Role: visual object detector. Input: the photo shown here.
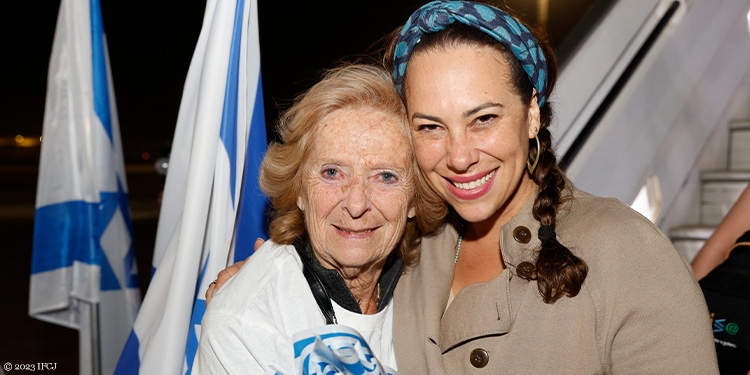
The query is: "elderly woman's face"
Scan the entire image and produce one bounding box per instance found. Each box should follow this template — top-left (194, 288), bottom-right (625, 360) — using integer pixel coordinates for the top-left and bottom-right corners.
top-left (297, 106), bottom-right (415, 276)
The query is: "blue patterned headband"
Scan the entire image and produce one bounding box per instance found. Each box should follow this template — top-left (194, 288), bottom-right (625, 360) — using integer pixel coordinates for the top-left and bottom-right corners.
top-left (392, 0), bottom-right (548, 107)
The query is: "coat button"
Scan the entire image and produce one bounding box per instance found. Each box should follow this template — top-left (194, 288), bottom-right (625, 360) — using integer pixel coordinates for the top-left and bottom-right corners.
top-left (517, 261), bottom-right (536, 276)
top-left (470, 348), bottom-right (489, 368)
top-left (513, 226), bottom-right (531, 243)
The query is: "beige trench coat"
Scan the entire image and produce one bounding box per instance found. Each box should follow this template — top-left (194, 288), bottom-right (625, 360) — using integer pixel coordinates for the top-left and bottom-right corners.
top-left (393, 187), bottom-right (718, 374)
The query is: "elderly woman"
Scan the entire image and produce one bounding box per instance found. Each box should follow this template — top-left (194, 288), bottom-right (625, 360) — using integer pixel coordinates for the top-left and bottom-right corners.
top-left (194, 64), bottom-right (438, 374)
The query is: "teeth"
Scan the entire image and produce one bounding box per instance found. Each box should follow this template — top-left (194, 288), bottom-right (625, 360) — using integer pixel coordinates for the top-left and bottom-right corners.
top-left (453, 170), bottom-right (495, 190)
top-left (339, 228), bottom-right (373, 234)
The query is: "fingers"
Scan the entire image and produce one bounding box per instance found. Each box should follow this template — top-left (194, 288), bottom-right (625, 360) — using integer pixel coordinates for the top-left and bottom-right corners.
top-left (216, 267), bottom-right (236, 286)
top-left (204, 260), bottom-right (248, 306)
top-left (204, 240), bottom-right (264, 306)
top-left (205, 279), bottom-right (218, 305)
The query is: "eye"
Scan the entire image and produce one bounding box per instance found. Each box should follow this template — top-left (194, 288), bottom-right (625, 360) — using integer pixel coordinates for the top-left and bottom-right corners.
top-left (379, 171), bottom-right (397, 183)
top-left (321, 168), bottom-right (338, 179)
top-left (474, 114), bottom-right (496, 125)
top-left (415, 123), bottom-right (441, 132)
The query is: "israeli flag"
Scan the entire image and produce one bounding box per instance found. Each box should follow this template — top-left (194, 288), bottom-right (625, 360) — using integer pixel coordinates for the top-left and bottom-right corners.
top-left (29, 0), bottom-right (140, 374)
top-left (115, 0), bottom-right (268, 373)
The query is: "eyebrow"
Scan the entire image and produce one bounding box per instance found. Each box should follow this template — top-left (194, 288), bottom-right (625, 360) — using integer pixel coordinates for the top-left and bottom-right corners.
top-left (411, 112), bottom-right (441, 123)
top-left (411, 102), bottom-right (504, 123)
top-left (463, 102), bottom-right (503, 118)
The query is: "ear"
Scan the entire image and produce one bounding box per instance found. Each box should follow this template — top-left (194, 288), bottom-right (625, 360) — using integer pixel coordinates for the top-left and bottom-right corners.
top-left (528, 89), bottom-right (541, 139)
top-left (408, 206), bottom-right (416, 219)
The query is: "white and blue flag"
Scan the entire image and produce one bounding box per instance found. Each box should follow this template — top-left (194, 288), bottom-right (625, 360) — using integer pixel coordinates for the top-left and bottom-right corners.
top-left (30, 0), bottom-right (140, 374)
top-left (115, 0), bottom-right (268, 373)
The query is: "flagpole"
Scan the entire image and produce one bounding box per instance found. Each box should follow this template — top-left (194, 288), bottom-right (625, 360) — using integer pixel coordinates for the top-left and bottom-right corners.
top-left (90, 302), bottom-right (103, 375)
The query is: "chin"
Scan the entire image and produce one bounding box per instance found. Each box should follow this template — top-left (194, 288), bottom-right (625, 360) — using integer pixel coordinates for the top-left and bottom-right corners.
top-left (453, 206), bottom-right (495, 223)
top-left (337, 247), bottom-right (382, 264)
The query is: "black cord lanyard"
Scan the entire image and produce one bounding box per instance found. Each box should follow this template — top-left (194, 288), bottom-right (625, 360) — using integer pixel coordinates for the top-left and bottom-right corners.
top-left (296, 245), bottom-right (337, 325)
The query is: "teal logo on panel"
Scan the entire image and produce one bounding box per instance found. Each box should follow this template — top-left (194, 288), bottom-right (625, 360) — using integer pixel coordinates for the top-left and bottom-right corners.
top-left (712, 313), bottom-right (740, 336)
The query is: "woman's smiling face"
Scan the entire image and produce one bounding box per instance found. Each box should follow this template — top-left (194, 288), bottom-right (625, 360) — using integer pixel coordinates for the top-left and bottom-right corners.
top-left (404, 45), bottom-right (540, 224)
top-left (297, 106), bottom-right (415, 278)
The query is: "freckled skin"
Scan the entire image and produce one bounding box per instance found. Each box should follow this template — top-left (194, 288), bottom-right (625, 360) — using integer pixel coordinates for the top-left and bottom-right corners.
top-left (297, 106), bottom-right (415, 301)
top-left (405, 45), bottom-right (540, 231)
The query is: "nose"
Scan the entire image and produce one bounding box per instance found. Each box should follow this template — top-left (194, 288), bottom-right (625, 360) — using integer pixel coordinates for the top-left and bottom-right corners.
top-left (344, 178), bottom-right (370, 218)
top-left (446, 131), bottom-right (478, 172)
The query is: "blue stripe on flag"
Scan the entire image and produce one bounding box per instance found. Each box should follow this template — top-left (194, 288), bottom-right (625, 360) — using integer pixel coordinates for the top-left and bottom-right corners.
top-left (218, 0), bottom-right (245, 207)
top-left (234, 73), bottom-right (268, 262)
top-left (117, 177), bottom-right (139, 289)
top-left (185, 300), bottom-right (207, 375)
top-left (114, 330), bottom-right (141, 374)
top-left (90, 0), bottom-right (113, 143)
top-left (183, 252), bottom-right (210, 375)
top-left (31, 195), bottom-right (122, 291)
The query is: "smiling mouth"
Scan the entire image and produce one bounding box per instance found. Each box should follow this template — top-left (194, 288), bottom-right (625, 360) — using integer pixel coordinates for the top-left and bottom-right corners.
top-left (451, 170), bottom-right (496, 190)
top-left (334, 225), bottom-right (376, 234)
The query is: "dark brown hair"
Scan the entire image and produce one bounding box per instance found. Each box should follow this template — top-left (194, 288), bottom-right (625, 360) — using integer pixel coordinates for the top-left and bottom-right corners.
top-left (381, 12), bottom-right (588, 303)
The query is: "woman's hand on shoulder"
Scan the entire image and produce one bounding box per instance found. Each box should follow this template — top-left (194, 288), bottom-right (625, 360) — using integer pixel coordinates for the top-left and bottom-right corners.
top-left (205, 238), bottom-right (265, 305)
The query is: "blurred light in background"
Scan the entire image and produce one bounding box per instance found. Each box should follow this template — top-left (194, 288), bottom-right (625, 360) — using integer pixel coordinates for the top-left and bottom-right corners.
top-left (0, 135), bottom-right (42, 147)
top-left (154, 157), bottom-right (169, 176)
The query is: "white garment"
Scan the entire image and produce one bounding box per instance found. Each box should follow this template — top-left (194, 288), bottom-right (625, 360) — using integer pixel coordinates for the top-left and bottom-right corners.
top-left (194, 240), bottom-right (396, 374)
